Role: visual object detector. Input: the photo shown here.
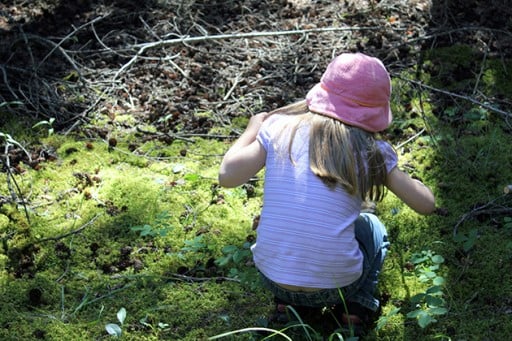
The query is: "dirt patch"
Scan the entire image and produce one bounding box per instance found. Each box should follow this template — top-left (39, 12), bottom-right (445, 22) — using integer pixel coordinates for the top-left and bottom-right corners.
top-left (1, 0), bottom-right (510, 138)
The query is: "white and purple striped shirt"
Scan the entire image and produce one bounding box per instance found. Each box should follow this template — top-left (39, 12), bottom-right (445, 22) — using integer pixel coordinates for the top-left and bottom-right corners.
top-left (252, 114), bottom-right (398, 288)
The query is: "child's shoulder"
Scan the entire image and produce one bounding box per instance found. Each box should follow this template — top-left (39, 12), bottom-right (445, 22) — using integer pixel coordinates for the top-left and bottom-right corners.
top-left (262, 113), bottom-right (298, 130)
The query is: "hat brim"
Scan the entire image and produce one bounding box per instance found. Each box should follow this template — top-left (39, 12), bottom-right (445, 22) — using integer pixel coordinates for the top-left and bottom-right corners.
top-left (306, 83), bottom-right (392, 133)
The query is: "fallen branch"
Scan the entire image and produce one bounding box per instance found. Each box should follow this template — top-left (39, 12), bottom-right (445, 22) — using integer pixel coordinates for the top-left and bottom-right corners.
top-left (129, 25), bottom-right (396, 50)
top-left (112, 25), bottom-right (398, 82)
top-left (453, 196), bottom-right (512, 236)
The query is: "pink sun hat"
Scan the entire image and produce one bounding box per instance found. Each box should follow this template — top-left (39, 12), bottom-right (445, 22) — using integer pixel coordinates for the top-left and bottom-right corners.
top-left (305, 52), bottom-right (392, 132)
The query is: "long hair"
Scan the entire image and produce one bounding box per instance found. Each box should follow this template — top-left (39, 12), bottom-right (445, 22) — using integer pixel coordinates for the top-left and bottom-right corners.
top-left (269, 100), bottom-right (388, 201)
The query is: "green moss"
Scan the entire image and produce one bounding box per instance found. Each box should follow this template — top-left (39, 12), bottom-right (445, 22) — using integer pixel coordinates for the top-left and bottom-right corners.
top-left (0, 214), bottom-right (8, 231)
top-left (482, 58), bottom-right (512, 97)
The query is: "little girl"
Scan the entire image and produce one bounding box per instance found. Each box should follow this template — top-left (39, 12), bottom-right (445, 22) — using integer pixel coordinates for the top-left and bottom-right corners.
top-left (218, 52), bottom-right (435, 330)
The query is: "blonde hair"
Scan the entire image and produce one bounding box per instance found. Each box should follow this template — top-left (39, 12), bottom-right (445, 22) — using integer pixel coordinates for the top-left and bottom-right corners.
top-left (269, 100), bottom-right (388, 201)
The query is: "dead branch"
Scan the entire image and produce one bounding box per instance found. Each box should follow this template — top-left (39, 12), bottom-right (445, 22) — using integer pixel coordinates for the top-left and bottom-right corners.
top-left (130, 25), bottom-right (393, 50)
top-left (111, 25), bottom-right (396, 82)
top-left (37, 214), bottom-right (103, 243)
top-left (37, 14), bottom-right (108, 72)
top-left (453, 196), bottom-right (512, 236)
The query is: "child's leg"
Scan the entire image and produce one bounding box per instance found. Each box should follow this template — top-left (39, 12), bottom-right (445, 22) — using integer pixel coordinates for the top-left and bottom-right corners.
top-left (350, 213), bottom-right (390, 312)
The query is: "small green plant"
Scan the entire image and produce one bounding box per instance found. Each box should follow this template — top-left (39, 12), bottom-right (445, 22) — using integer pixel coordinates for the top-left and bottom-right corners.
top-left (454, 228), bottom-right (478, 252)
top-left (130, 211), bottom-right (173, 237)
top-left (32, 117), bottom-right (55, 136)
top-left (181, 235), bottom-right (207, 253)
top-left (215, 241), bottom-right (260, 290)
top-left (139, 315), bottom-right (170, 332)
top-left (0, 132), bottom-right (31, 158)
top-left (376, 306), bottom-right (401, 331)
top-left (105, 307), bottom-right (127, 337)
top-left (406, 250), bottom-right (448, 328)
top-left (215, 242), bottom-right (252, 267)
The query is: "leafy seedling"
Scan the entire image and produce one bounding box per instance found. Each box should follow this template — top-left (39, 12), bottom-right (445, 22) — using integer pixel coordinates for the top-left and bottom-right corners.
top-left (106, 307), bottom-right (127, 337)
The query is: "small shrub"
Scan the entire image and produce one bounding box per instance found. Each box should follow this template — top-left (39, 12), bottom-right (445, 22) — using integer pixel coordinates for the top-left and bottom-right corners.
top-left (406, 250), bottom-right (448, 328)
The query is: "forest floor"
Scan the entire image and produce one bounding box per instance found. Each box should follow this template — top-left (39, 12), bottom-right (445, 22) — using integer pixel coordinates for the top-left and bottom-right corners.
top-left (1, 0), bottom-right (512, 340)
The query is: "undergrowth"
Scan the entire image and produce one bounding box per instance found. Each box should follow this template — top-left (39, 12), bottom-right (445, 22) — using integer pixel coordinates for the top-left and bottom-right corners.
top-left (0, 44), bottom-right (511, 340)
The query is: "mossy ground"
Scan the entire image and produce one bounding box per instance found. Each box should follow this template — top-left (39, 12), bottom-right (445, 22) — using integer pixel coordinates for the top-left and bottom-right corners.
top-left (1, 45), bottom-right (512, 340)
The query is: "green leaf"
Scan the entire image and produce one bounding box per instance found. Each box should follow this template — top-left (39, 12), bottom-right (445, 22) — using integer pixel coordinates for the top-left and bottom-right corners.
top-left (411, 293), bottom-right (426, 303)
top-left (183, 173), bottom-right (200, 181)
top-left (376, 307), bottom-right (401, 330)
top-left (426, 285), bottom-right (443, 295)
top-left (406, 309), bottom-right (422, 318)
top-left (463, 239), bottom-right (475, 252)
top-left (214, 256), bottom-right (231, 267)
top-left (425, 295), bottom-right (444, 307)
top-left (233, 250), bottom-right (251, 264)
top-left (32, 120), bottom-right (51, 129)
top-left (140, 230), bottom-right (153, 237)
top-left (418, 311), bottom-right (435, 328)
top-left (0, 100), bottom-right (23, 108)
top-left (131, 224), bottom-right (155, 237)
top-left (453, 233), bottom-right (468, 242)
top-left (411, 253), bottom-right (429, 264)
top-left (433, 276), bottom-right (445, 286)
top-left (158, 322), bottom-right (169, 329)
top-left (117, 307), bottom-right (126, 324)
top-left (431, 255), bottom-right (445, 264)
top-left (105, 323), bottom-right (122, 337)
top-left (429, 307), bottom-right (448, 315)
top-left (232, 250), bottom-right (247, 264)
top-left (221, 245), bottom-right (239, 254)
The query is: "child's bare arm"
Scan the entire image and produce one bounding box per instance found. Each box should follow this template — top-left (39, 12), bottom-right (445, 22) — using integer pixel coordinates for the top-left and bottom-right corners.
top-left (218, 113), bottom-right (268, 188)
top-left (386, 167), bottom-right (436, 215)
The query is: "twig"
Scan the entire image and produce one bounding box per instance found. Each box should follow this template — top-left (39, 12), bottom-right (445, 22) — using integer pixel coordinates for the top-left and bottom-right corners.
top-left (395, 128), bottom-right (426, 149)
top-left (36, 15), bottom-right (107, 71)
top-left (1, 139), bottom-right (31, 224)
top-left (223, 74), bottom-right (240, 101)
top-left (71, 282), bottom-right (134, 316)
top-left (453, 196), bottom-right (512, 236)
top-left (37, 213), bottom-right (102, 243)
top-left (0, 65), bottom-right (20, 100)
top-left (473, 39), bottom-right (490, 96)
top-left (169, 273), bottom-right (240, 284)
top-left (135, 126), bottom-right (195, 142)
